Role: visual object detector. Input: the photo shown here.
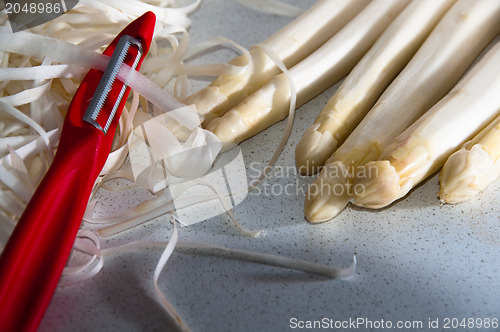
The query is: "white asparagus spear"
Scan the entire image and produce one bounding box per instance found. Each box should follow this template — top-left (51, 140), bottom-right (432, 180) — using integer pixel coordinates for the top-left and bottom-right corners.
top-left (205, 0), bottom-right (409, 147)
top-left (183, 0), bottom-right (369, 125)
top-left (352, 41), bottom-right (500, 209)
top-left (439, 113), bottom-right (500, 203)
top-left (305, 0), bottom-right (500, 222)
top-left (295, 0), bottom-right (456, 175)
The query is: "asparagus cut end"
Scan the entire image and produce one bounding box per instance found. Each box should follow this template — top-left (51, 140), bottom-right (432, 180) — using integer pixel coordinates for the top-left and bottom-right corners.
top-left (304, 161), bottom-right (352, 222)
top-left (439, 144), bottom-right (499, 204)
top-left (352, 160), bottom-right (401, 209)
top-left (295, 123), bottom-right (338, 175)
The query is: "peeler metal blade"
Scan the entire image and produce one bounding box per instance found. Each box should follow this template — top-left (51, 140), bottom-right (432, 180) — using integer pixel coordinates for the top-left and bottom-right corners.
top-left (83, 35), bottom-right (143, 134)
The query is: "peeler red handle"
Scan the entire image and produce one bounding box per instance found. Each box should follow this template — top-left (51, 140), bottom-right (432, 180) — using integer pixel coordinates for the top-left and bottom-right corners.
top-left (0, 12), bottom-right (155, 332)
top-left (0, 132), bottom-right (105, 332)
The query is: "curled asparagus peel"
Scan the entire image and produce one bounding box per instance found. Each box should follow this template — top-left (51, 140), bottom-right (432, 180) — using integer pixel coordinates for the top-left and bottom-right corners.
top-left (305, 0), bottom-right (500, 222)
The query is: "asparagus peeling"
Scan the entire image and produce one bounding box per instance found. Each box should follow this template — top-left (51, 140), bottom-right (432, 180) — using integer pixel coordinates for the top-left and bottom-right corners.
top-left (304, 0), bottom-right (500, 222)
top-left (439, 113), bottom-right (500, 204)
top-left (295, 0), bottom-right (456, 175)
top-left (205, 0), bottom-right (409, 147)
top-left (352, 40), bottom-right (500, 209)
top-left (183, 0), bottom-right (369, 125)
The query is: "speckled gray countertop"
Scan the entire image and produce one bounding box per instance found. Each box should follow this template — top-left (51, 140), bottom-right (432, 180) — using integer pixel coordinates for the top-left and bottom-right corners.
top-left (40, 1), bottom-right (499, 331)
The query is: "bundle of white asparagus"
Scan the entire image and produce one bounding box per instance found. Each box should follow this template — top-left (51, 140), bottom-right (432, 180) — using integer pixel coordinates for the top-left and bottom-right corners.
top-left (183, 0), bottom-right (500, 222)
top-left (352, 40), bottom-right (500, 208)
top-left (303, 0), bottom-right (500, 222)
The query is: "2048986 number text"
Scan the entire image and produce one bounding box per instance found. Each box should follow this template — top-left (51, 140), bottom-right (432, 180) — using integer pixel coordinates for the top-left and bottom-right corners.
top-left (442, 317), bottom-right (498, 329)
top-left (5, 1), bottom-right (63, 14)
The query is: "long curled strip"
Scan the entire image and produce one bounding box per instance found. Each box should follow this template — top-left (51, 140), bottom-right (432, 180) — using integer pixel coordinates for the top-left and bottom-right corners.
top-left (61, 222), bottom-right (355, 332)
top-left (248, 43), bottom-right (297, 190)
top-left (63, 230), bottom-right (356, 283)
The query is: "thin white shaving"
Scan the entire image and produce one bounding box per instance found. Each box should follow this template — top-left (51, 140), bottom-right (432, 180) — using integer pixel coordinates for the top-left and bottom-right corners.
top-left (0, 189), bottom-right (26, 220)
top-left (61, 229), bottom-right (104, 285)
top-left (0, 129), bottom-right (59, 203)
top-left (152, 217), bottom-right (190, 332)
top-left (0, 27), bottom-right (110, 73)
top-left (249, 43), bottom-right (297, 189)
top-left (64, 231), bottom-right (356, 282)
top-left (0, 164), bottom-right (35, 204)
top-left (59, 219), bottom-right (355, 332)
top-left (0, 83), bottom-right (51, 106)
top-left (0, 65), bottom-right (86, 81)
top-left (183, 36), bottom-right (253, 77)
top-left (1, 129), bottom-right (59, 165)
top-left (172, 177), bottom-right (260, 236)
top-left (0, 135), bottom-right (38, 156)
top-left (0, 30), bottom-right (189, 120)
top-left (0, 101), bottom-right (54, 155)
top-left (101, 241), bottom-right (356, 278)
top-left (90, 174), bottom-right (259, 238)
top-left (79, 0), bottom-right (201, 27)
top-left (6, 146), bottom-right (36, 197)
top-left (117, 90), bottom-right (140, 148)
top-left (143, 26), bottom-right (191, 92)
top-left (234, 0), bottom-right (305, 17)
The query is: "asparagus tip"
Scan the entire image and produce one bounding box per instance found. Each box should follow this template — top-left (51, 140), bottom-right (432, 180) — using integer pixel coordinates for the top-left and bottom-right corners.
top-left (439, 145), bottom-right (497, 204)
top-left (295, 123), bottom-right (338, 176)
top-left (352, 160), bottom-right (401, 209)
top-left (304, 162), bottom-right (352, 222)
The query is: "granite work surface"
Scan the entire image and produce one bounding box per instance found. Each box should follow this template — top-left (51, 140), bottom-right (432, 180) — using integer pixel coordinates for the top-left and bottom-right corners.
top-left (39, 1), bottom-right (499, 331)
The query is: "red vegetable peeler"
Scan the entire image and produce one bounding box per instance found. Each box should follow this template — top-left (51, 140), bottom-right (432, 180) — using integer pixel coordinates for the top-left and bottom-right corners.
top-left (0, 12), bottom-right (155, 332)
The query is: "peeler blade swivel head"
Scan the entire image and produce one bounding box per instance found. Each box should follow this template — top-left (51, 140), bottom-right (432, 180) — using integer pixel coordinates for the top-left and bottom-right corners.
top-left (83, 35), bottom-right (143, 135)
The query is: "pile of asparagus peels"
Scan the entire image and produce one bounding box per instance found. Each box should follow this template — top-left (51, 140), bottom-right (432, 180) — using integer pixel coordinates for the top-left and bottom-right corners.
top-left (186, 0), bottom-right (500, 222)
